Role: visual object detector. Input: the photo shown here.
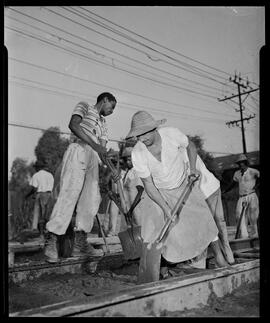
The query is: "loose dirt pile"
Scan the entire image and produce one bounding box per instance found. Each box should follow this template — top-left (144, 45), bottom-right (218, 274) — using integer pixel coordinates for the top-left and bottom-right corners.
top-left (159, 282), bottom-right (259, 317)
top-left (9, 257), bottom-right (139, 313)
top-left (9, 252), bottom-right (259, 316)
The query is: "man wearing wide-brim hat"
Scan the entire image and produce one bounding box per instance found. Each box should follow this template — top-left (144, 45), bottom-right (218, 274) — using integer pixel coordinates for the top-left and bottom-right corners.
top-left (126, 111), bottom-right (234, 281)
top-left (223, 154), bottom-right (260, 238)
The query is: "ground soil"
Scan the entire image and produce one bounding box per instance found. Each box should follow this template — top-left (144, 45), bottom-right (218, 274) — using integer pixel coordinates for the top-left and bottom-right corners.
top-left (9, 252), bottom-right (260, 317)
top-left (160, 282), bottom-right (259, 317)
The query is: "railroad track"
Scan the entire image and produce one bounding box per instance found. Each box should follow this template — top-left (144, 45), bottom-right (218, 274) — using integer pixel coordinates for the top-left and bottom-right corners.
top-left (9, 237), bottom-right (259, 284)
top-left (10, 258), bottom-right (260, 317)
top-left (9, 236), bottom-right (259, 317)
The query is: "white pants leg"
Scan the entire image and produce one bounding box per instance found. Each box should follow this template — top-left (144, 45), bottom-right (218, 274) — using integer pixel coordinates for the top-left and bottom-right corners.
top-left (235, 197), bottom-right (249, 238)
top-left (32, 198), bottom-right (40, 230)
top-left (46, 143), bottom-right (86, 235)
top-left (246, 193), bottom-right (259, 238)
top-left (75, 145), bottom-right (101, 233)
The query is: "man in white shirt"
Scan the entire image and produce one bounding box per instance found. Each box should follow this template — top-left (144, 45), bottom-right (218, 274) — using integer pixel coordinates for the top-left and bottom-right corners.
top-left (126, 111), bottom-right (234, 273)
top-left (25, 161), bottom-right (54, 239)
top-left (223, 154), bottom-right (260, 238)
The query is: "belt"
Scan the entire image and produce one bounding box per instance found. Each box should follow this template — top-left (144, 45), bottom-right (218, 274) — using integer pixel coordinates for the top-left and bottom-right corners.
top-left (37, 191), bottom-right (52, 193)
top-left (240, 191), bottom-right (255, 198)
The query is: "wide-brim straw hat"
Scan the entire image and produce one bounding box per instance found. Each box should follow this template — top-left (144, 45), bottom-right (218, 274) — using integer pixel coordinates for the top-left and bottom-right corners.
top-left (235, 154), bottom-right (248, 164)
top-left (126, 111), bottom-right (166, 139)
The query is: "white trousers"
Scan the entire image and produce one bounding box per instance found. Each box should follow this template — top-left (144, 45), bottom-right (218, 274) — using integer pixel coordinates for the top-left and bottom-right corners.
top-left (46, 142), bottom-right (101, 235)
top-left (236, 192), bottom-right (259, 238)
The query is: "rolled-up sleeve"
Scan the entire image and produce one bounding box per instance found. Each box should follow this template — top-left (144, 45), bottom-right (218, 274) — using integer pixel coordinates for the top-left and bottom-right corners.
top-left (72, 101), bottom-right (88, 118)
top-left (29, 174), bottom-right (38, 188)
top-left (174, 128), bottom-right (189, 148)
top-left (132, 149), bottom-right (150, 179)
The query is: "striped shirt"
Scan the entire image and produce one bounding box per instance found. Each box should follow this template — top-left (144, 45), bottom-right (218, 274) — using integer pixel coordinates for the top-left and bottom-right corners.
top-left (72, 101), bottom-right (108, 144)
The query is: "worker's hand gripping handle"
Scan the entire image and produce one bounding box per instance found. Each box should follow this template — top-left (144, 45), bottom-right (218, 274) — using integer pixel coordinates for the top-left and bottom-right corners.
top-left (156, 174), bottom-right (200, 245)
top-left (102, 156), bottom-right (129, 217)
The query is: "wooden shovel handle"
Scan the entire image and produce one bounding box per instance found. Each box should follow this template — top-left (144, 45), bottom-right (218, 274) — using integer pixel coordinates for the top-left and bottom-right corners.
top-left (156, 175), bottom-right (199, 244)
top-left (235, 201), bottom-right (248, 239)
top-left (127, 186), bottom-right (144, 218)
top-left (102, 156), bottom-right (130, 220)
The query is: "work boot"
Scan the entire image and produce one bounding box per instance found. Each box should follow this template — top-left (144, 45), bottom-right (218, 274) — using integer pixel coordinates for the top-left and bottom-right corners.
top-left (44, 232), bottom-right (59, 263)
top-left (71, 231), bottom-right (103, 257)
top-left (39, 222), bottom-right (46, 244)
top-left (210, 240), bottom-right (230, 268)
top-left (160, 266), bottom-right (169, 279)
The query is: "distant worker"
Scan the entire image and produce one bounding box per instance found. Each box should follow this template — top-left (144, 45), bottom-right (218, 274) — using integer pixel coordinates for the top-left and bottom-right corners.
top-left (25, 161), bottom-right (54, 241)
top-left (223, 154), bottom-right (260, 238)
top-left (103, 161), bottom-right (121, 237)
top-left (103, 150), bottom-right (144, 236)
top-left (44, 92), bottom-right (119, 263)
top-left (125, 111), bottom-right (235, 275)
top-left (121, 146), bottom-right (144, 227)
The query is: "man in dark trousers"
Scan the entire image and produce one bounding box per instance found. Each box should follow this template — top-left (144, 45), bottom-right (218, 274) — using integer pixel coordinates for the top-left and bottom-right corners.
top-left (25, 161), bottom-right (54, 241)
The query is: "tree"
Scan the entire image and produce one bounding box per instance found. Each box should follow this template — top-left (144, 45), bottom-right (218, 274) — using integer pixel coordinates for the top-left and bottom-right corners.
top-left (9, 158), bottom-right (35, 193)
top-left (34, 127), bottom-right (70, 175)
top-left (188, 135), bottom-right (214, 171)
top-left (8, 158), bottom-right (36, 235)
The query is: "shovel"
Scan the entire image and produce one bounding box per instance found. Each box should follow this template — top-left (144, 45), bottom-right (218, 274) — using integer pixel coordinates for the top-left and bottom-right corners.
top-left (101, 156), bottom-right (144, 259)
top-left (96, 213), bottom-right (110, 254)
top-left (118, 186), bottom-right (144, 260)
top-left (235, 201), bottom-right (249, 239)
top-left (137, 174), bottom-right (200, 284)
top-left (107, 183), bottom-right (144, 259)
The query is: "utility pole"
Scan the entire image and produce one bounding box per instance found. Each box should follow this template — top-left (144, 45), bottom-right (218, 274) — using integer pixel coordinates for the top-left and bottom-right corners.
top-left (218, 72), bottom-right (258, 154)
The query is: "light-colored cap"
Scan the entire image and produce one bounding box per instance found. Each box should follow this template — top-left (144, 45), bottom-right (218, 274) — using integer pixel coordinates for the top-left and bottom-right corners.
top-left (235, 154), bottom-right (248, 164)
top-left (126, 111), bottom-right (166, 139)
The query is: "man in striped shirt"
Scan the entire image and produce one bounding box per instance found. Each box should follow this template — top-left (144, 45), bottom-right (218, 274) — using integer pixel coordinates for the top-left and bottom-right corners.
top-left (44, 92), bottom-right (118, 263)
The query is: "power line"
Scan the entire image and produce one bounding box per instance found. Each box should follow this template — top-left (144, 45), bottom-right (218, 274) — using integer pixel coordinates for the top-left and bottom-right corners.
top-left (9, 77), bottom-right (231, 124)
top-left (66, 6), bottom-right (231, 82)
top-left (219, 73), bottom-right (258, 154)
top-left (9, 122), bottom-right (238, 156)
top-left (9, 57), bottom-right (236, 118)
top-left (79, 6), bottom-right (233, 78)
top-left (250, 93), bottom-right (259, 102)
top-left (42, 7), bottom-right (233, 88)
top-left (250, 95), bottom-right (259, 107)
top-left (6, 9), bottom-right (228, 95)
top-left (6, 26), bottom-right (219, 100)
top-left (8, 121), bottom-right (124, 143)
top-left (222, 96), bottom-right (258, 117)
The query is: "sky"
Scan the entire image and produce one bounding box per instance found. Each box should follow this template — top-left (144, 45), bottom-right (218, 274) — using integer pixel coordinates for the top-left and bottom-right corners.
top-left (5, 6), bottom-right (264, 178)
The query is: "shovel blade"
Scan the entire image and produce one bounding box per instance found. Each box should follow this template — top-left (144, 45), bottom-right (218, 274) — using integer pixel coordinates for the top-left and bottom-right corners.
top-left (118, 225), bottom-right (142, 260)
top-left (137, 241), bottom-right (162, 284)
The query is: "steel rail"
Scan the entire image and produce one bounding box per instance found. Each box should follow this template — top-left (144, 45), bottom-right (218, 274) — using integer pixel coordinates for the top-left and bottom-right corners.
top-left (10, 259), bottom-right (260, 317)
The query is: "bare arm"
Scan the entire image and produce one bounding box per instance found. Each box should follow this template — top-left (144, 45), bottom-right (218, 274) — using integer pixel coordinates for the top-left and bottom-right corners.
top-left (253, 174), bottom-right (260, 191)
top-left (141, 176), bottom-right (172, 219)
top-left (69, 114), bottom-right (107, 155)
